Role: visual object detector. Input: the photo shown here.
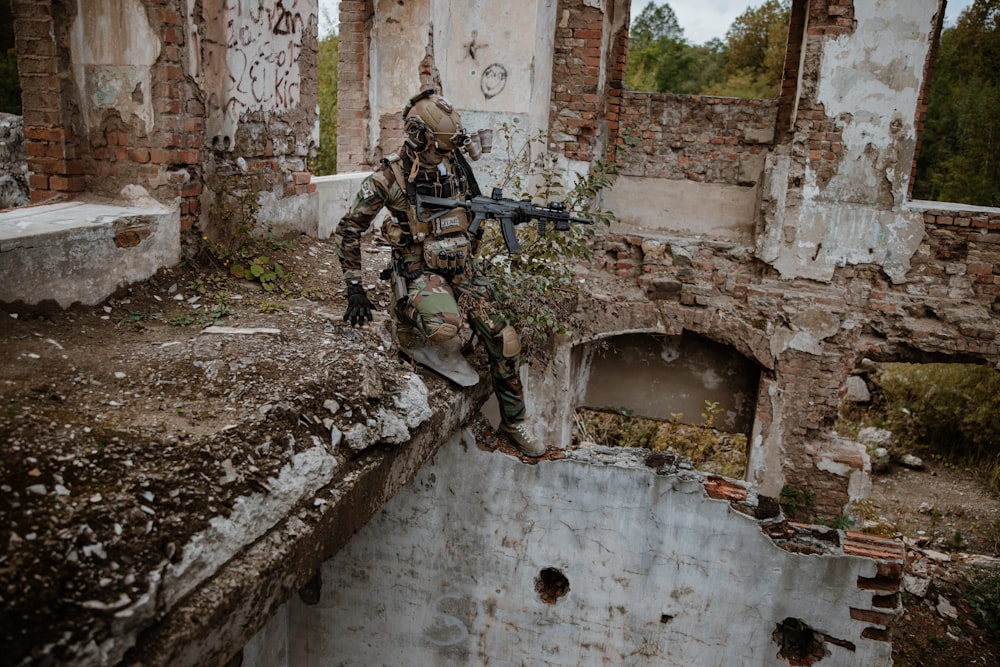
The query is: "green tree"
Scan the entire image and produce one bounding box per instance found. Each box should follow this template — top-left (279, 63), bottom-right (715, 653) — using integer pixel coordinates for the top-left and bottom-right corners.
top-left (311, 33), bottom-right (338, 175)
top-left (625, 2), bottom-right (703, 94)
top-left (914, 0), bottom-right (1000, 207)
top-left (705, 0), bottom-right (789, 98)
top-left (630, 1), bottom-right (683, 45)
top-left (625, 1), bottom-right (789, 98)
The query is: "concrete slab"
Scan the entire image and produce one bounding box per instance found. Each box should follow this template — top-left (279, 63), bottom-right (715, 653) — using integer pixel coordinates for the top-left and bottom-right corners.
top-left (315, 173), bottom-right (367, 239)
top-left (0, 199), bottom-right (179, 307)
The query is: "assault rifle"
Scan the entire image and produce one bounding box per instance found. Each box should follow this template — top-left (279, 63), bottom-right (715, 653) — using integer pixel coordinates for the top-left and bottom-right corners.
top-left (415, 187), bottom-right (594, 254)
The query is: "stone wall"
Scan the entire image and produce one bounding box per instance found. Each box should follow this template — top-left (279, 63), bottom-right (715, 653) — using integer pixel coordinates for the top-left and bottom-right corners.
top-left (0, 112), bottom-right (29, 208)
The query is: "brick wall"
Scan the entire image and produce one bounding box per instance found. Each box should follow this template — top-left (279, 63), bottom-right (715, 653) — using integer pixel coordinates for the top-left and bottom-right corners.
top-left (582, 209), bottom-right (1000, 516)
top-left (336, 0), bottom-right (373, 171)
top-left (12, 1), bottom-right (320, 233)
top-left (12, 0), bottom-right (83, 204)
top-left (615, 92), bottom-right (778, 183)
top-left (909, 1), bottom-right (944, 199)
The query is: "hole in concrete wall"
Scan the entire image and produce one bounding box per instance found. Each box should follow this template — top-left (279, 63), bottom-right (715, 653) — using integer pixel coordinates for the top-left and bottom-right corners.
top-left (534, 567), bottom-right (569, 604)
top-left (573, 332), bottom-right (758, 477)
top-left (772, 617), bottom-right (829, 665)
top-left (660, 613), bottom-right (673, 624)
top-left (298, 570), bottom-right (322, 605)
top-left (623, 0), bottom-right (792, 98)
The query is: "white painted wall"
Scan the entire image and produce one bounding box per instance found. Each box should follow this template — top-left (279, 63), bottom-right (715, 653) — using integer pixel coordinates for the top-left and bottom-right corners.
top-left (190, 0), bottom-right (317, 147)
top-left (367, 0), bottom-right (558, 183)
top-left (70, 0), bottom-right (161, 136)
top-left (246, 431), bottom-right (892, 666)
top-left (757, 0), bottom-right (937, 283)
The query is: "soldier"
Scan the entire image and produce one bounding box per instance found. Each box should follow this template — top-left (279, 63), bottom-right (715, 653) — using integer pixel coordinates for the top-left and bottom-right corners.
top-left (335, 89), bottom-right (544, 458)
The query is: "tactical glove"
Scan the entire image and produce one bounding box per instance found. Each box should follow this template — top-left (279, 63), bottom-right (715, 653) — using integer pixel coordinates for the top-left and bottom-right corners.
top-left (344, 280), bottom-right (373, 326)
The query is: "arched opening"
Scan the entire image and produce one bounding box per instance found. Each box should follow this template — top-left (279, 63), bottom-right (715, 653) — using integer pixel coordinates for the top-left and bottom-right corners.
top-left (572, 331), bottom-right (761, 478)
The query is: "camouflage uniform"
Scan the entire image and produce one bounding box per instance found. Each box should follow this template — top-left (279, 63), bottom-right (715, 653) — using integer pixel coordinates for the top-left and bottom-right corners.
top-left (336, 153), bottom-right (527, 423)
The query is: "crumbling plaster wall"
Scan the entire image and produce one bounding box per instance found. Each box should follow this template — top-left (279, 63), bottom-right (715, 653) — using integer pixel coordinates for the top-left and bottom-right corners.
top-left (245, 432), bottom-right (903, 666)
top-left (13, 0), bottom-right (320, 237)
top-left (336, 0), bottom-right (629, 191)
top-left (756, 0), bottom-right (933, 283)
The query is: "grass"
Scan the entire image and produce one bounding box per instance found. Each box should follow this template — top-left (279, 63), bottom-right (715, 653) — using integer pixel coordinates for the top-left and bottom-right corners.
top-left (839, 362), bottom-right (1000, 494)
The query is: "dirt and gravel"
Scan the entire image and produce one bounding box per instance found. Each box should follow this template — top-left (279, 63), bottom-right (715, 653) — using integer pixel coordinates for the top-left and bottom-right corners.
top-left (1, 232), bottom-right (999, 665)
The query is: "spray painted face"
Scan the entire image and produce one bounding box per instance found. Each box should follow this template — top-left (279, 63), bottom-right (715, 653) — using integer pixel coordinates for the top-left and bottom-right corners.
top-left (481, 63), bottom-right (508, 100)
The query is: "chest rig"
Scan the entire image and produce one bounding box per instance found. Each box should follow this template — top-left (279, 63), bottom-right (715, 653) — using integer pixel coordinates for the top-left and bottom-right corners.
top-left (382, 151), bottom-right (477, 277)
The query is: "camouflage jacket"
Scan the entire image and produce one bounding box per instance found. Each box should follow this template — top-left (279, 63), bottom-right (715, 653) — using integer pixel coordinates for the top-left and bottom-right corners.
top-left (336, 149), bottom-right (479, 282)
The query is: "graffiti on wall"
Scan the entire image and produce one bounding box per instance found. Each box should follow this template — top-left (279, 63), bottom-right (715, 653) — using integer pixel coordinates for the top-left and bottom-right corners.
top-left (196, 0), bottom-right (313, 147)
top-left (480, 64), bottom-right (508, 100)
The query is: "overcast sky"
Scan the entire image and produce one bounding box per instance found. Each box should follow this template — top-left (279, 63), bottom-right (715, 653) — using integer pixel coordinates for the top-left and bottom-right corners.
top-left (318, 1), bottom-right (975, 45)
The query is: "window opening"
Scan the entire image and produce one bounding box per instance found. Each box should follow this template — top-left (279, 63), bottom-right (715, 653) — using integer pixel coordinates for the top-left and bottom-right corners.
top-left (573, 332), bottom-right (759, 479)
top-left (911, 0), bottom-right (999, 208)
top-left (625, 0), bottom-right (791, 98)
top-left (0, 2), bottom-right (19, 115)
top-left (312, 0), bottom-right (340, 175)
top-left (837, 358), bottom-right (1000, 553)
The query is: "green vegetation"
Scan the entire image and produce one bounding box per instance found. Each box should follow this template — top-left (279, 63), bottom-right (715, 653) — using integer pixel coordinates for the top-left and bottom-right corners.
top-left (841, 362), bottom-right (1000, 493)
top-left (183, 165), bottom-right (323, 301)
top-left (477, 126), bottom-right (616, 353)
top-left (311, 32), bottom-right (338, 175)
top-left (576, 401), bottom-right (748, 478)
top-left (966, 568), bottom-right (1000, 636)
top-left (229, 255), bottom-right (286, 292)
top-left (779, 485), bottom-right (815, 520)
top-left (625, 0), bottom-right (789, 98)
top-left (913, 0), bottom-right (1000, 207)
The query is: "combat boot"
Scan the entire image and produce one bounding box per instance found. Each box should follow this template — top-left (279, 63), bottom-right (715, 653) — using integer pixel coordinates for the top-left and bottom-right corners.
top-left (499, 420), bottom-right (546, 458)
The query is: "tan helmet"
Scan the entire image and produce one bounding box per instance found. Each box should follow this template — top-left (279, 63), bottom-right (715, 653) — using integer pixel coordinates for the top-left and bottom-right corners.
top-left (403, 89), bottom-right (465, 152)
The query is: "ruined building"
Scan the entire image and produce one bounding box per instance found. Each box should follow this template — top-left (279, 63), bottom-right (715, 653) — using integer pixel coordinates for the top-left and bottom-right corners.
top-left (1, 0), bottom-right (999, 665)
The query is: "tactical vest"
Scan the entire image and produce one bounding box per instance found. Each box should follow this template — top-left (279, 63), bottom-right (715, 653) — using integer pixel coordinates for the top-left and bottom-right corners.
top-left (382, 155), bottom-right (472, 276)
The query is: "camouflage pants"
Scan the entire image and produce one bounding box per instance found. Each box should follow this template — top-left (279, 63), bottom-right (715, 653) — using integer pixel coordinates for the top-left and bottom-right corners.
top-left (401, 268), bottom-right (526, 423)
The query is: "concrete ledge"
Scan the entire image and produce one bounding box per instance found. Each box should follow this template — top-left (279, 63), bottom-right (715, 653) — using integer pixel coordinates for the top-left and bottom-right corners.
top-left (120, 377), bottom-right (492, 667)
top-left (314, 172), bottom-right (368, 239)
top-left (0, 200), bottom-right (179, 307)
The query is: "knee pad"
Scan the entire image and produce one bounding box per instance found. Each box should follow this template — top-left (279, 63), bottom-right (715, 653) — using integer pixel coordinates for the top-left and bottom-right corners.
top-left (498, 325), bottom-right (521, 358)
top-left (427, 321), bottom-right (460, 342)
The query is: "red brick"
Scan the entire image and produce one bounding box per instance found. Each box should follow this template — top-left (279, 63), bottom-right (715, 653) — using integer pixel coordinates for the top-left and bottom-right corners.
top-left (128, 148), bottom-right (150, 163)
top-left (849, 607), bottom-right (896, 626)
top-left (49, 175), bottom-right (85, 191)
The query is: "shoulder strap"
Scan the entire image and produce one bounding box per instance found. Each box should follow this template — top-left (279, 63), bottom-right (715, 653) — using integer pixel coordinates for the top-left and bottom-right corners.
top-left (453, 150), bottom-right (482, 197)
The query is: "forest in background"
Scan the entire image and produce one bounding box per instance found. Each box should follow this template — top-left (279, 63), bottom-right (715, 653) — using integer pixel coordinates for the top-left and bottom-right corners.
top-left (911, 0), bottom-right (1000, 207)
top-left (622, 0), bottom-right (999, 208)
